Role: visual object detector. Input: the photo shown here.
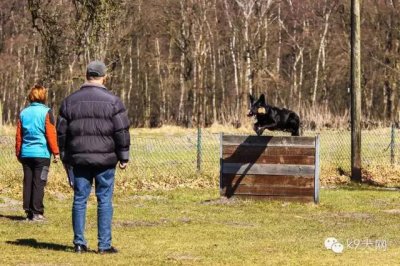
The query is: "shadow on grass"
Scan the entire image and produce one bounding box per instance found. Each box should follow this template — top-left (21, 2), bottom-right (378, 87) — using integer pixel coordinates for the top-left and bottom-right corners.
top-left (6, 238), bottom-right (73, 252)
top-left (0, 214), bottom-right (26, 221)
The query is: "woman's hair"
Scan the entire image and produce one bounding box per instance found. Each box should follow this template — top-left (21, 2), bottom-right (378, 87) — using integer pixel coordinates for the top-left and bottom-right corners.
top-left (28, 85), bottom-right (47, 103)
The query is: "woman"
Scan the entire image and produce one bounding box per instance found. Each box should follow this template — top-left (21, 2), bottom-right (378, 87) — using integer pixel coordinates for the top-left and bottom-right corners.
top-left (15, 85), bottom-right (59, 221)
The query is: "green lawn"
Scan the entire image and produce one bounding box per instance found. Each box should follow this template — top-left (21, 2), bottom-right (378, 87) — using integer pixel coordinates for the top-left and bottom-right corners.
top-left (1, 187), bottom-right (399, 265)
top-left (1, 128), bottom-right (399, 264)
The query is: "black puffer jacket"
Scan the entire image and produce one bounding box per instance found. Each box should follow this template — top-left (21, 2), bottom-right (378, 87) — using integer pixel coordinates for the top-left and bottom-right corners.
top-left (56, 83), bottom-right (130, 167)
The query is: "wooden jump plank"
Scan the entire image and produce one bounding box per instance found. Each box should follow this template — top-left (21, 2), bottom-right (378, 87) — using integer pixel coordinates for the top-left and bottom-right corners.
top-left (223, 146), bottom-right (315, 157)
top-left (221, 174), bottom-right (314, 188)
top-left (219, 134), bottom-right (320, 203)
top-left (222, 135), bottom-right (315, 148)
top-left (222, 163), bottom-right (315, 176)
top-left (222, 185), bottom-right (314, 196)
top-left (222, 155), bottom-right (315, 165)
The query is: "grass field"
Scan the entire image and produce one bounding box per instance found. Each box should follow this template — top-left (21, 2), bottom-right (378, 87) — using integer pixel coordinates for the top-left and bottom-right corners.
top-left (0, 126), bottom-right (400, 265)
top-left (0, 187), bottom-right (399, 265)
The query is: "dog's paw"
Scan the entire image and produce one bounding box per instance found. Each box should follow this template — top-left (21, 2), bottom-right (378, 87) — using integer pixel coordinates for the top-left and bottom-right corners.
top-left (256, 128), bottom-right (264, 136)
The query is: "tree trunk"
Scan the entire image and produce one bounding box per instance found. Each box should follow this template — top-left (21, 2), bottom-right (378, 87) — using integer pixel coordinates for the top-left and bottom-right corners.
top-left (298, 50), bottom-right (304, 113)
top-left (192, 42), bottom-right (198, 127)
top-left (155, 38), bottom-right (165, 125)
top-left (136, 39), bottom-right (141, 126)
top-left (210, 46), bottom-right (217, 125)
top-left (127, 43), bottom-right (133, 117)
top-left (312, 4), bottom-right (331, 108)
top-left (119, 50), bottom-right (126, 104)
top-left (275, 2), bottom-right (281, 106)
top-left (15, 47), bottom-right (22, 122)
top-left (244, 18), bottom-right (252, 96)
top-left (178, 0), bottom-right (189, 124)
top-left (218, 48), bottom-right (226, 123)
top-left (224, 0), bottom-right (240, 126)
top-left (144, 70), bottom-right (150, 127)
top-left (166, 37), bottom-right (174, 122)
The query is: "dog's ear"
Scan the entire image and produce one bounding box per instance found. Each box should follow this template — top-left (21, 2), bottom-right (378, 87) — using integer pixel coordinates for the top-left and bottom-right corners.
top-left (259, 94), bottom-right (266, 104)
top-left (249, 93), bottom-right (255, 104)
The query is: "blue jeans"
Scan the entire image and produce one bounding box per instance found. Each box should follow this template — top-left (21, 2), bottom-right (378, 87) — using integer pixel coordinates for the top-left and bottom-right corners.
top-left (72, 167), bottom-right (115, 250)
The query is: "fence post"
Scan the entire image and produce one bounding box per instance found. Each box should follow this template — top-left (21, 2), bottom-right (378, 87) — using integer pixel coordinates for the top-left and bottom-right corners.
top-left (197, 126), bottom-right (202, 172)
top-left (390, 123), bottom-right (395, 165)
top-left (219, 132), bottom-right (223, 194)
top-left (314, 134), bottom-right (320, 204)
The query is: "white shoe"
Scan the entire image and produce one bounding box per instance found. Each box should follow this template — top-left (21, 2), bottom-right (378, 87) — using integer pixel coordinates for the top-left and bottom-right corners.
top-left (32, 214), bottom-right (45, 222)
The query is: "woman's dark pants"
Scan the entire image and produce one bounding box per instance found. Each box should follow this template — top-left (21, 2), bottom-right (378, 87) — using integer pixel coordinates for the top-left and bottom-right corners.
top-left (21, 158), bottom-right (50, 215)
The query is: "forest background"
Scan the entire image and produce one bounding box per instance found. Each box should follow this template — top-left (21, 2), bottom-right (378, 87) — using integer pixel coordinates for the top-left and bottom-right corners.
top-left (0, 0), bottom-right (399, 129)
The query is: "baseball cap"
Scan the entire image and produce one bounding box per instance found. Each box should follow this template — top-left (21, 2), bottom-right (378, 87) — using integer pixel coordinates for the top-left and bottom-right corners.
top-left (86, 60), bottom-right (107, 77)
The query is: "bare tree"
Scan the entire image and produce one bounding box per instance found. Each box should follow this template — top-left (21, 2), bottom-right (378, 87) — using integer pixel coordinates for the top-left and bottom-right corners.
top-left (311, 0), bottom-right (334, 108)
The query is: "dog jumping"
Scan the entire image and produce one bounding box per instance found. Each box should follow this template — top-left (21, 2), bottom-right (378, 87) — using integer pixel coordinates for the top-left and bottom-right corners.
top-left (248, 94), bottom-right (301, 136)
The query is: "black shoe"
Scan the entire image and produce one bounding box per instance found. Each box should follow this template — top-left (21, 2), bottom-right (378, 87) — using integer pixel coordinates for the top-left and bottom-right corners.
top-left (74, 244), bottom-right (88, 253)
top-left (25, 211), bottom-right (33, 221)
top-left (98, 246), bottom-right (118, 254)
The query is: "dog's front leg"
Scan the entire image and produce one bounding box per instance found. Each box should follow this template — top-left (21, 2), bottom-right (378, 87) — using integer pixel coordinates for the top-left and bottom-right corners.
top-left (256, 127), bottom-right (265, 136)
top-left (253, 124), bottom-right (264, 136)
top-left (255, 125), bottom-right (270, 136)
top-left (254, 121), bottom-right (278, 136)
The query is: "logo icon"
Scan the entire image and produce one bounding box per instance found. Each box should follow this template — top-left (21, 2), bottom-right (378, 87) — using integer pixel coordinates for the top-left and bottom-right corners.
top-left (331, 242), bottom-right (344, 253)
top-left (324, 237), bottom-right (344, 253)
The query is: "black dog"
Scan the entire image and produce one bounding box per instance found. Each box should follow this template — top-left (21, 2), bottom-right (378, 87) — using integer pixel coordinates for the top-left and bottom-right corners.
top-left (248, 94), bottom-right (301, 136)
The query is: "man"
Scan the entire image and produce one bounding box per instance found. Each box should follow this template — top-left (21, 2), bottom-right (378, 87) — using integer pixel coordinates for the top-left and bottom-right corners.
top-left (57, 60), bottom-right (130, 254)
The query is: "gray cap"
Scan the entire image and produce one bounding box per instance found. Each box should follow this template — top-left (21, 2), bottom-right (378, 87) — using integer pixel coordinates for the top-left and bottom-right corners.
top-left (86, 60), bottom-right (107, 77)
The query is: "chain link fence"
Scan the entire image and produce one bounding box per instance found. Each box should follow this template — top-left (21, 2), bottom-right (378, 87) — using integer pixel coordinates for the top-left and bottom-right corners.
top-left (1, 127), bottom-right (400, 190)
top-left (317, 126), bottom-right (400, 170)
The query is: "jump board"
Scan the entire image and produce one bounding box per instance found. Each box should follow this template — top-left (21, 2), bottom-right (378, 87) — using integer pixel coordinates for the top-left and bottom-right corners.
top-left (220, 134), bottom-right (320, 203)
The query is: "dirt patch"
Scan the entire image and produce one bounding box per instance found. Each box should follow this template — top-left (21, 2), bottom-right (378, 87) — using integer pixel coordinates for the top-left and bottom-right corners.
top-left (382, 209), bottom-right (400, 214)
top-left (339, 212), bottom-right (373, 220)
top-left (178, 217), bottom-right (192, 224)
top-left (201, 197), bottom-right (238, 205)
top-left (115, 217), bottom-right (193, 228)
top-left (0, 197), bottom-right (22, 210)
top-left (313, 212), bottom-right (373, 224)
top-left (114, 220), bottom-right (163, 228)
top-left (167, 253), bottom-right (201, 262)
top-left (222, 221), bottom-right (259, 228)
top-left (114, 218), bottom-right (173, 228)
top-left (128, 195), bottom-right (168, 202)
top-left (48, 192), bottom-right (70, 201)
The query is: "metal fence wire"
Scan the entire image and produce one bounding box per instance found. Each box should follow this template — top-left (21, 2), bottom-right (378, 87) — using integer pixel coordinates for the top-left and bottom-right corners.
top-left (0, 127), bottom-right (399, 183)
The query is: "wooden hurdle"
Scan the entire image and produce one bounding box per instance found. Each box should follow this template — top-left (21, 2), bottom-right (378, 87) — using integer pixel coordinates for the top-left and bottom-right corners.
top-left (220, 134), bottom-right (320, 203)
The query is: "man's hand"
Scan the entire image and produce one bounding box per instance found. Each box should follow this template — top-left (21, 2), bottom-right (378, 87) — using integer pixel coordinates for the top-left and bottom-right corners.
top-left (53, 154), bottom-right (60, 163)
top-left (119, 162), bottom-right (128, 169)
